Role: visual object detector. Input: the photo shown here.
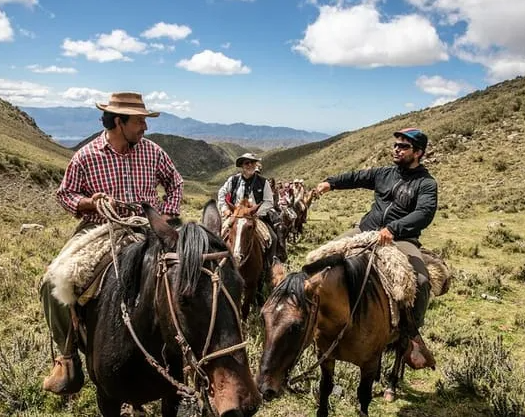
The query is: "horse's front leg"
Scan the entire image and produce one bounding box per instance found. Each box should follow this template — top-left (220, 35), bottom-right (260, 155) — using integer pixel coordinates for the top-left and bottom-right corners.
top-left (96, 390), bottom-right (122, 417)
top-left (384, 341), bottom-right (405, 403)
top-left (357, 357), bottom-right (381, 416)
top-left (317, 358), bottom-right (335, 417)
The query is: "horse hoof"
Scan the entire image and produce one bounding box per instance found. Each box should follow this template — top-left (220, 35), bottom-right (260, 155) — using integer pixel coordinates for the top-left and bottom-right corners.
top-left (384, 388), bottom-right (396, 402)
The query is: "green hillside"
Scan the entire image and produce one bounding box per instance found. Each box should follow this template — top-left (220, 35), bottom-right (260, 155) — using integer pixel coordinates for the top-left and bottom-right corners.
top-left (1, 78), bottom-right (525, 416)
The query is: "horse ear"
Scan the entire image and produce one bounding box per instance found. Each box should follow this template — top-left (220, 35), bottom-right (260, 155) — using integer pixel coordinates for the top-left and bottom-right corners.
top-left (304, 266), bottom-right (330, 296)
top-left (201, 199), bottom-right (221, 236)
top-left (142, 203), bottom-right (179, 248)
top-left (270, 257), bottom-right (287, 288)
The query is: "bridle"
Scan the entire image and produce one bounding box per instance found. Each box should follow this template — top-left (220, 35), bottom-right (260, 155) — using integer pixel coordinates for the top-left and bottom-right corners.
top-left (120, 248), bottom-right (246, 412)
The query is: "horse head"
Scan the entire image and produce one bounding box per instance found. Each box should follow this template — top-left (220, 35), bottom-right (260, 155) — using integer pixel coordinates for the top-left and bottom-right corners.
top-left (227, 199), bottom-right (261, 265)
top-left (257, 261), bottom-right (337, 401)
top-left (144, 201), bottom-right (261, 417)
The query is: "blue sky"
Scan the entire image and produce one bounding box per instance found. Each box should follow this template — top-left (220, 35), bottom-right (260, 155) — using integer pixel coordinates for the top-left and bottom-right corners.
top-left (0, 0), bottom-right (524, 134)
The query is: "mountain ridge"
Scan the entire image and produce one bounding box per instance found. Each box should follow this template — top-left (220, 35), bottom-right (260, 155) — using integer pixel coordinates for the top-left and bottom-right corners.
top-left (20, 106), bottom-right (329, 148)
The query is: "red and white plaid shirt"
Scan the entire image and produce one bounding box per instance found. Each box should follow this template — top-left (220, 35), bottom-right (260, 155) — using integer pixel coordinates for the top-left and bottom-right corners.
top-left (56, 132), bottom-right (184, 224)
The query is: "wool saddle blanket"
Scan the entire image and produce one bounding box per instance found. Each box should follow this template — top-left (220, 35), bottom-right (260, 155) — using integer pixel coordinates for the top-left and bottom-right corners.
top-left (43, 223), bottom-right (145, 306)
top-left (305, 231), bottom-right (451, 327)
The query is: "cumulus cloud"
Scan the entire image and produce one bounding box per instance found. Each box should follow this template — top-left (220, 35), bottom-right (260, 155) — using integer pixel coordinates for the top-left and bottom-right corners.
top-left (0, 78), bottom-right (50, 105)
top-left (0, 0), bottom-right (38, 6)
top-left (415, 75), bottom-right (473, 96)
top-left (409, 0), bottom-right (525, 81)
top-left (61, 87), bottom-right (110, 105)
top-left (141, 22), bottom-right (191, 41)
top-left (151, 100), bottom-right (191, 113)
top-left (145, 91), bottom-right (169, 100)
top-left (62, 30), bottom-right (147, 62)
top-left (0, 10), bottom-right (14, 41)
top-left (190, 39), bottom-right (200, 46)
top-left (97, 29), bottom-right (147, 53)
top-left (27, 64), bottom-right (77, 74)
top-left (176, 50), bottom-right (251, 75)
top-left (221, 42), bottom-right (231, 49)
top-left (430, 96), bottom-right (456, 107)
top-left (293, 4), bottom-right (448, 67)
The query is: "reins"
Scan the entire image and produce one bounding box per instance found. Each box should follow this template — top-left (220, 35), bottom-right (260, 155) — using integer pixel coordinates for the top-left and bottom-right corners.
top-left (95, 196), bottom-right (247, 412)
top-left (286, 241), bottom-right (378, 388)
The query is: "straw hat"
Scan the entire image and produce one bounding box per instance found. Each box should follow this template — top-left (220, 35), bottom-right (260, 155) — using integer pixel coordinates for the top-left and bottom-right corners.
top-left (235, 153), bottom-right (262, 167)
top-left (96, 92), bottom-right (160, 117)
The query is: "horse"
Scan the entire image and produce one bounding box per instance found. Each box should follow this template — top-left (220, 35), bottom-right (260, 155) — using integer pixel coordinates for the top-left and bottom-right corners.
top-left (292, 188), bottom-right (318, 242)
top-left (223, 198), bottom-right (266, 321)
top-left (82, 200), bottom-right (261, 416)
top-left (257, 253), bottom-right (407, 417)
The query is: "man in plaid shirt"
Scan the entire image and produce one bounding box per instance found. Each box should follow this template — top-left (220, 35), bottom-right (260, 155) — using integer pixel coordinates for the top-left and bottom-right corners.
top-left (41, 92), bottom-right (183, 395)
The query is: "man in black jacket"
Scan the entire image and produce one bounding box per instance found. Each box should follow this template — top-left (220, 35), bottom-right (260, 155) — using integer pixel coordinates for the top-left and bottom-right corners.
top-left (316, 128), bottom-right (437, 357)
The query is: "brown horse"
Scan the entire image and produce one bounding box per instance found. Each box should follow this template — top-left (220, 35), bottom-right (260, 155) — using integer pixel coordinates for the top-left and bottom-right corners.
top-left (257, 253), bottom-right (407, 417)
top-left (224, 199), bottom-right (265, 321)
top-left (82, 201), bottom-right (261, 416)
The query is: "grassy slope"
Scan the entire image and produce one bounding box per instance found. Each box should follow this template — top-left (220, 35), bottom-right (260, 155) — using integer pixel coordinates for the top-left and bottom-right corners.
top-left (2, 78), bottom-right (525, 415)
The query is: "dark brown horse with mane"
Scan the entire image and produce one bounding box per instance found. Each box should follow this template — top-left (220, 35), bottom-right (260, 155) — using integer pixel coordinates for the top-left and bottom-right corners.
top-left (223, 198), bottom-right (266, 321)
top-left (257, 253), bottom-right (409, 417)
top-left (82, 200), bottom-right (261, 416)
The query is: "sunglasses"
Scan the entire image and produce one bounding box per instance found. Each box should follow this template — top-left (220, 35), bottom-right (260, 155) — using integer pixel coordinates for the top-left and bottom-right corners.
top-left (393, 142), bottom-right (413, 150)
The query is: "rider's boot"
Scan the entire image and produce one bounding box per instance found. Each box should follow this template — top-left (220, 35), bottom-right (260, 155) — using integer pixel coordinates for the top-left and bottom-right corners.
top-left (404, 273), bottom-right (435, 370)
top-left (41, 281), bottom-right (85, 394)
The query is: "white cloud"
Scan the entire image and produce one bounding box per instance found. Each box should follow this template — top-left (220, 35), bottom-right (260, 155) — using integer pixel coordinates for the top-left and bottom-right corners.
top-left (176, 50), bottom-right (251, 75)
top-left (190, 39), bottom-right (200, 46)
top-left (0, 10), bottom-right (14, 41)
top-left (0, 78), bottom-right (50, 105)
top-left (151, 100), bottom-right (191, 113)
top-left (61, 87), bottom-right (109, 105)
top-left (0, 0), bottom-right (38, 6)
top-left (141, 22), bottom-right (191, 41)
top-left (27, 64), bottom-right (77, 74)
top-left (415, 75), bottom-right (473, 96)
top-left (430, 96), bottom-right (456, 107)
top-left (409, 0), bottom-right (525, 82)
top-left (97, 29), bottom-right (146, 53)
top-left (145, 91), bottom-right (169, 100)
top-left (293, 4), bottom-right (448, 67)
top-left (221, 42), bottom-right (231, 49)
top-left (62, 38), bottom-right (128, 63)
top-left (405, 102), bottom-right (415, 108)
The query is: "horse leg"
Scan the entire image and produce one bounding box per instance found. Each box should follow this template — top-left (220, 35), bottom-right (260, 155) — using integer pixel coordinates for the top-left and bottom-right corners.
top-left (357, 358), bottom-right (381, 416)
top-left (242, 284), bottom-right (256, 321)
top-left (256, 269), bottom-right (265, 307)
top-left (96, 390), bottom-right (122, 417)
top-left (384, 342), bottom-right (405, 403)
top-left (317, 359), bottom-right (335, 417)
top-left (161, 395), bottom-right (180, 417)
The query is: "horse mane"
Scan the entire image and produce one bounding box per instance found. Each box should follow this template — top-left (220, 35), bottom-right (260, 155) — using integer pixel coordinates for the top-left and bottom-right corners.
top-left (267, 271), bottom-right (310, 311)
top-left (176, 221), bottom-right (231, 297)
top-left (302, 253), bottom-right (382, 319)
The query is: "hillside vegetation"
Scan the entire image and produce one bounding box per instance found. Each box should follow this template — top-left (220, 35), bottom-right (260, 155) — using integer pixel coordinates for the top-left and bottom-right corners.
top-left (1, 77), bottom-right (525, 416)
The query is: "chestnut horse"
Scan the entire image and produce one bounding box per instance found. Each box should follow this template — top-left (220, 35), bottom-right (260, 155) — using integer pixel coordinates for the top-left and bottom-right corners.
top-left (82, 201), bottom-right (261, 416)
top-left (224, 199), bottom-right (266, 321)
top-left (292, 188), bottom-right (318, 241)
top-left (257, 253), bottom-right (407, 417)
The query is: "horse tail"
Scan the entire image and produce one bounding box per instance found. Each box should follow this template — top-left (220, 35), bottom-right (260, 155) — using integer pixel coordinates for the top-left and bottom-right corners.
top-left (177, 222), bottom-right (209, 297)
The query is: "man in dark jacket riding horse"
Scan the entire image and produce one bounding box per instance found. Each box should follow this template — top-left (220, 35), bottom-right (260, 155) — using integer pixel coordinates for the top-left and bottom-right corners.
top-left (316, 128), bottom-right (437, 361)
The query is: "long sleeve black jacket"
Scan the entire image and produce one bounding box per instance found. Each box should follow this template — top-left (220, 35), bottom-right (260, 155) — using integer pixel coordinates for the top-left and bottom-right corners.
top-left (326, 165), bottom-right (438, 241)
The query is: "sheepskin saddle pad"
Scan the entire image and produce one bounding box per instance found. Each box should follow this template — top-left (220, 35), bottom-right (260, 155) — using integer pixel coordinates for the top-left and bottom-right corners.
top-left (43, 224), bottom-right (145, 306)
top-left (305, 231), bottom-right (451, 326)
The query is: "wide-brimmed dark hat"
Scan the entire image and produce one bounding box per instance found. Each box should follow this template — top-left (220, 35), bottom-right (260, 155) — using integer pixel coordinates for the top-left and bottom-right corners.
top-left (394, 128), bottom-right (428, 150)
top-left (235, 153), bottom-right (262, 167)
top-left (96, 92), bottom-right (160, 117)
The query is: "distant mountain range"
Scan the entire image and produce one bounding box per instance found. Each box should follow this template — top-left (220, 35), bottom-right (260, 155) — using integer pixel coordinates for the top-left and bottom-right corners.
top-left (21, 106), bottom-right (329, 149)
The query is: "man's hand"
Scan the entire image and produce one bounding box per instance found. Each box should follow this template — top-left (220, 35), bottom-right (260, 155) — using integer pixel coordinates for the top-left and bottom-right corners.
top-left (316, 182), bottom-right (331, 196)
top-left (378, 228), bottom-right (394, 245)
top-left (222, 209), bottom-right (232, 218)
top-left (161, 214), bottom-right (176, 222)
